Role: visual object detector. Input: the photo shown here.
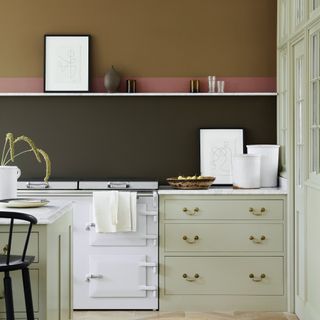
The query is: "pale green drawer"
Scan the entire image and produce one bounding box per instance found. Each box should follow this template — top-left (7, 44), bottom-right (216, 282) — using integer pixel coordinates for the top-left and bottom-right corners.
top-left (164, 223), bottom-right (284, 252)
top-left (164, 257), bottom-right (284, 296)
top-left (0, 232), bottom-right (39, 263)
top-left (163, 199), bottom-right (283, 220)
top-left (0, 269), bottom-right (39, 313)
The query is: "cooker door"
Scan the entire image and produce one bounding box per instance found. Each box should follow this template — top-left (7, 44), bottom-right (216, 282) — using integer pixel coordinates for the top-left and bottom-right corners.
top-left (88, 254), bottom-right (147, 298)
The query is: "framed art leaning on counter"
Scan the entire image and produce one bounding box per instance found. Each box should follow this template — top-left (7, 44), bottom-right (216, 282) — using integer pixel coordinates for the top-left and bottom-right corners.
top-left (200, 129), bottom-right (244, 184)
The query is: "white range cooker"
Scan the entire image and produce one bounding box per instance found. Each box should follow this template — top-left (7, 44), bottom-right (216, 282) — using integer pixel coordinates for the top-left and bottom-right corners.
top-left (18, 180), bottom-right (159, 310)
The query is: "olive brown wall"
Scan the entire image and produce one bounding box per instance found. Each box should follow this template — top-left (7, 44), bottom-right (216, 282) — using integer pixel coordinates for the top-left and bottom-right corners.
top-left (0, 0), bottom-right (276, 77)
top-left (0, 1), bottom-right (277, 181)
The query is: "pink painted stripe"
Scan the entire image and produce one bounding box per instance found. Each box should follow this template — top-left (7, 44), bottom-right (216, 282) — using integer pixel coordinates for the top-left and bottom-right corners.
top-left (0, 77), bottom-right (276, 93)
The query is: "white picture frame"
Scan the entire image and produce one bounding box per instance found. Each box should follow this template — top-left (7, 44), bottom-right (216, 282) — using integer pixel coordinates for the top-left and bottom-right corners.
top-left (44, 35), bottom-right (90, 92)
top-left (200, 129), bottom-right (244, 184)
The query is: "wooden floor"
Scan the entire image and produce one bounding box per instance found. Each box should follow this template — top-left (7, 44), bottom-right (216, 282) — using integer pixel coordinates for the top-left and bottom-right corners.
top-left (73, 311), bottom-right (298, 320)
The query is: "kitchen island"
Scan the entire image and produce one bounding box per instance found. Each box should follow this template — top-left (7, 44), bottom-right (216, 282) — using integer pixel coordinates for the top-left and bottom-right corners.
top-left (0, 200), bottom-right (73, 320)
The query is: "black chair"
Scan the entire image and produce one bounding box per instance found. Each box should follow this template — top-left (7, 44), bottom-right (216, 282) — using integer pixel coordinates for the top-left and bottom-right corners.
top-left (0, 211), bottom-right (37, 320)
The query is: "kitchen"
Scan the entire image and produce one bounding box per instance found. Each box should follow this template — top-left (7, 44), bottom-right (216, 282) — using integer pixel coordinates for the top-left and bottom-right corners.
top-left (0, 0), bottom-right (319, 319)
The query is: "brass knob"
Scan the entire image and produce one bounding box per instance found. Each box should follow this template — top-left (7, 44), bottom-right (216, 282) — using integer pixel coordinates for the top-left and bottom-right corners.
top-left (182, 208), bottom-right (188, 212)
top-left (194, 273), bottom-right (199, 278)
top-left (249, 236), bottom-right (254, 240)
top-left (249, 273), bottom-right (254, 278)
top-left (182, 235), bottom-right (188, 240)
top-left (249, 207), bottom-right (254, 212)
top-left (261, 207), bottom-right (266, 213)
top-left (194, 207), bottom-right (199, 213)
top-left (261, 235), bottom-right (266, 240)
top-left (183, 273), bottom-right (188, 278)
top-left (194, 235), bottom-right (199, 240)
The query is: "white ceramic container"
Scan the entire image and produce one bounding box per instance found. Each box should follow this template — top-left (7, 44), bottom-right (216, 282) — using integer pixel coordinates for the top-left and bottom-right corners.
top-left (0, 166), bottom-right (21, 200)
top-left (232, 154), bottom-right (261, 189)
top-left (247, 145), bottom-right (280, 187)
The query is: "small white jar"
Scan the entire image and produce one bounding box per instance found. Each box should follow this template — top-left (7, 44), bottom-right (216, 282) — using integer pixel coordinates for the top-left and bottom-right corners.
top-left (232, 155), bottom-right (261, 189)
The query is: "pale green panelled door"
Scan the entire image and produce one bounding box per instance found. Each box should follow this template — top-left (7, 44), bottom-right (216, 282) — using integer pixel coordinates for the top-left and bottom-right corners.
top-left (293, 37), bottom-right (307, 320)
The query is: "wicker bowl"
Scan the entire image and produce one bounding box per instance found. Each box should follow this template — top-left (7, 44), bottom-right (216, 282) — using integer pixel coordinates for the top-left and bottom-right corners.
top-left (166, 176), bottom-right (215, 190)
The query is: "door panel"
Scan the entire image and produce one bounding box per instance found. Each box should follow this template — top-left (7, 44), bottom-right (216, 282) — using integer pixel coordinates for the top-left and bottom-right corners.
top-left (88, 254), bottom-right (147, 298)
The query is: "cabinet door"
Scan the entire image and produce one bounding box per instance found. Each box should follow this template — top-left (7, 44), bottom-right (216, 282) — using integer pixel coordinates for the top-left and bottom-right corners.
top-left (278, 0), bottom-right (289, 45)
top-left (292, 37), bottom-right (308, 319)
top-left (291, 0), bottom-right (307, 33)
top-left (278, 47), bottom-right (289, 177)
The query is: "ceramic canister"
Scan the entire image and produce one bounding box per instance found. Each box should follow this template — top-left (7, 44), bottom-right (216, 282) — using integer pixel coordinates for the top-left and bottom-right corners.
top-left (0, 166), bottom-right (21, 200)
top-left (247, 145), bottom-right (280, 187)
top-left (232, 154), bottom-right (261, 189)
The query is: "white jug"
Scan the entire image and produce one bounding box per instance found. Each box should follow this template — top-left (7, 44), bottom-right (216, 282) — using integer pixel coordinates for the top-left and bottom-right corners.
top-left (0, 166), bottom-right (21, 200)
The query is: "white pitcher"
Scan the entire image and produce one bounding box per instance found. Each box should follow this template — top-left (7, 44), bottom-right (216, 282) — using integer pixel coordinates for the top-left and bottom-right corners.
top-left (0, 166), bottom-right (21, 200)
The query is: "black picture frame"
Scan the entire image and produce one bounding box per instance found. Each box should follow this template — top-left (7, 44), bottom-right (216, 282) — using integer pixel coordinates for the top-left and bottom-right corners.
top-left (44, 34), bottom-right (90, 93)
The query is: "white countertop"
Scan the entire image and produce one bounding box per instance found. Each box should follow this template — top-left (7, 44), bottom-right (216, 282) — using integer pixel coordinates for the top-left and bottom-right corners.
top-left (0, 200), bottom-right (72, 224)
top-left (158, 186), bottom-right (287, 195)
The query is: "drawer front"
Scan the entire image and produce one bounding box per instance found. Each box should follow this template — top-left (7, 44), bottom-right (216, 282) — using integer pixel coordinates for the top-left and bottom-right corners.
top-left (163, 199), bottom-right (283, 220)
top-left (0, 269), bottom-right (39, 313)
top-left (0, 232), bottom-right (39, 262)
top-left (164, 257), bottom-right (284, 295)
top-left (164, 223), bottom-right (283, 252)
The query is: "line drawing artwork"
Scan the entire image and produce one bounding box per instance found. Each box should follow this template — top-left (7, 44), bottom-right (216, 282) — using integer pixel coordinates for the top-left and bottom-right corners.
top-left (56, 46), bottom-right (82, 83)
top-left (209, 141), bottom-right (233, 177)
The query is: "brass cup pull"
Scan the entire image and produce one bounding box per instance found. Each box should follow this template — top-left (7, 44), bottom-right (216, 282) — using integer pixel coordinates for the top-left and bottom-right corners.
top-left (249, 235), bottom-right (266, 244)
top-left (249, 273), bottom-right (266, 282)
top-left (182, 235), bottom-right (199, 243)
top-left (182, 273), bottom-right (200, 281)
top-left (182, 207), bottom-right (200, 215)
top-left (2, 244), bottom-right (8, 255)
top-left (249, 207), bottom-right (266, 216)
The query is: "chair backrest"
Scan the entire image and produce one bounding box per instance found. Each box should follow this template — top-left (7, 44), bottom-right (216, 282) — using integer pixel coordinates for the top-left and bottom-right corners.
top-left (0, 212), bottom-right (37, 265)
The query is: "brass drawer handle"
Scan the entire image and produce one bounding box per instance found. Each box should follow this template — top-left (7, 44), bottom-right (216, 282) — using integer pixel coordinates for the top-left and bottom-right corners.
top-left (249, 207), bottom-right (266, 216)
top-left (249, 235), bottom-right (266, 244)
top-left (182, 273), bottom-right (200, 281)
top-left (249, 273), bottom-right (266, 282)
top-left (182, 235), bottom-right (199, 243)
top-left (182, 207), bottom-right (200, 215)
top-left (2, 244), bottom-right (8, 255)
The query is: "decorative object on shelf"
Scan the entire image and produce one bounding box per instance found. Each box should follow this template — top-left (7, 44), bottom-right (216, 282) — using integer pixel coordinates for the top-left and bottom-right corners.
top-left (190, 80), bottom-right (200, 93)
top-left (247, 145), bottom-right (280, 187)
top-left (0, 133), bottom-right (51, 200)
top-left (104, 65), bottom-right (121, 93)
top-left (232, 154), bottom-right (261, 189)
top-left (126, 80), bottom-right (136, 93)
top-left (167, 176), bottom-right (215, 190)
top-left (44, 35), bottom-right (90, 92)
top-left (200, 129), bottom-right (244, 184)
top-left (208, 76), bottom-right (216, 93)
top-left (217, 80), bottom-right (225, 93)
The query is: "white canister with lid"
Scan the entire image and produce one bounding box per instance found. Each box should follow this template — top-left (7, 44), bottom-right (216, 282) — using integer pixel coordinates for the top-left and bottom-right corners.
top-left (247, 145), bottom-right (280, 187)
top-left (232, 154), bottom-right (261, 189)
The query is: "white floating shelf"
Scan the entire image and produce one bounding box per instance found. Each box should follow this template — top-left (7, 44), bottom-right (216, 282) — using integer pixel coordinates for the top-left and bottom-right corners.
top-left (0, 92), bottom-right (277, 97)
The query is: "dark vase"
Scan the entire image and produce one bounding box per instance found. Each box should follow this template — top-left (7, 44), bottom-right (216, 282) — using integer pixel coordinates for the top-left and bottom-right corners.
top-left (104, 65), bottom-right (121, 93)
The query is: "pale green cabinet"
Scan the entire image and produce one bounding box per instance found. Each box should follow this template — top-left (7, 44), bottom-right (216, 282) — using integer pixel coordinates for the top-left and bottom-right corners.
top-left (160, 194), bottom-right (288, 312)
top-left (0, 210), bottom-right (72, 320)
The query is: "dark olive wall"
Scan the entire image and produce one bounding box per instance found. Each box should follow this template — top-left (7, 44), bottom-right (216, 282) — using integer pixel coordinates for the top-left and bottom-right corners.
top-left (0, 97), bottom-right (276, 183)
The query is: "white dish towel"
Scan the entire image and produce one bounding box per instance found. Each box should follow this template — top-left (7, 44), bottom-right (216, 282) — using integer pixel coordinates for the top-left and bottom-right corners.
top-left (93, 191), bottom-right (137, 233)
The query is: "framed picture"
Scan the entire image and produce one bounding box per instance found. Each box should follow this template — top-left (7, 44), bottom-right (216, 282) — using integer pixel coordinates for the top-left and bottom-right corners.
top-left (44, 35), bottom-right (90, 92)
top-left (200, 129), bottom-right (244, 184)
